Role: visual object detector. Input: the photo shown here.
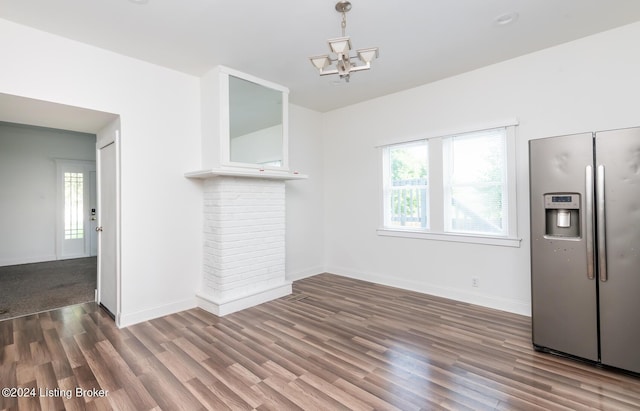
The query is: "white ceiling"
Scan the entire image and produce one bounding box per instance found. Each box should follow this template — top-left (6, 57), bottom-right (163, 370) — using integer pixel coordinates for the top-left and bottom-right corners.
top-left (2, 0), bottom-right (640, 113)
top-left (0, 93), bottom-right (118, 133)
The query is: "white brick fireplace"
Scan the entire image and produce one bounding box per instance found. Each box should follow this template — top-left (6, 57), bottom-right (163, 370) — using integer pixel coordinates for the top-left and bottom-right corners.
top-left (194, 176), bottom-right (291, 315)
top-left (187, 65), bottom-right (307, 316)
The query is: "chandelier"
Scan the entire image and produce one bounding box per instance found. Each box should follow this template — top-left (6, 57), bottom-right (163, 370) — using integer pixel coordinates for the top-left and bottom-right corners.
top-left (309, 1), bottom-right (379, 82)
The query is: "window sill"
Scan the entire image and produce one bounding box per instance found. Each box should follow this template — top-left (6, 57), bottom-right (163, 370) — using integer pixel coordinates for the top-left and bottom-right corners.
top-left (376, 228), bottom-right (521, 248)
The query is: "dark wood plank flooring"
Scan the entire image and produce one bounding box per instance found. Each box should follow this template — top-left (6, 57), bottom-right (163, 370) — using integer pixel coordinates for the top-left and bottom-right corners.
top-left (1, 273), bottom-right (640, 410)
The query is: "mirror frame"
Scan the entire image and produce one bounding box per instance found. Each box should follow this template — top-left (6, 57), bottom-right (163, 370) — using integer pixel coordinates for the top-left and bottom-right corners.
top-left (219, 67), bottom-right (289, 171)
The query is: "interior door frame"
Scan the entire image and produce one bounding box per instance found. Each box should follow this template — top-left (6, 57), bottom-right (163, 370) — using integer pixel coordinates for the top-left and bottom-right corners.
top-left (96, 119), bottom-right (122, 326)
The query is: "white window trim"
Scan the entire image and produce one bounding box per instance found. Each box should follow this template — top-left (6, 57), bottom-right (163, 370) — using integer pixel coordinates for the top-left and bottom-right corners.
top-left (374, 118), bottom-right (519, 147)
top-left (377, 119), bottom-right (521, 248)
top-left (376, 228), bottom-right (521, 247)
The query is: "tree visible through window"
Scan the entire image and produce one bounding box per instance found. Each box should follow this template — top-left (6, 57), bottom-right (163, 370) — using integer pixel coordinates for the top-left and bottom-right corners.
top-left (381, 126), bottom-right (514, 239)
top-left (383, 141), bottom-right (428, 228)
top-left (443, 129), bottom-right (507, 235)
top-left (64, 172), bottom-right (84, 240)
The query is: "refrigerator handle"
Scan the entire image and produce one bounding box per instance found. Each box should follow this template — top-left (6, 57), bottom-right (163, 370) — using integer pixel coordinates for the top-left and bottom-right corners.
top-left (585, 165), bottom-right (595, 280)
top-left (596, 165), bottom-right (608, 282)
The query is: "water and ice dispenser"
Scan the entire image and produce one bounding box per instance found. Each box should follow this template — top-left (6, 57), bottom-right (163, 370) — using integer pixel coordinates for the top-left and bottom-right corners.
top-left (544, 193), bottom-right (580, 238)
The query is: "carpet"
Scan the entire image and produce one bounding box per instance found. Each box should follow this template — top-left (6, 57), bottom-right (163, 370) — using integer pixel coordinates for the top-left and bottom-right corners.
top-left (0, 257), bottom-right (96, 321)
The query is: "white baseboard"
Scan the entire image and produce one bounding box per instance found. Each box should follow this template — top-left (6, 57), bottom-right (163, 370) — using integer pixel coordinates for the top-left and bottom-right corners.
top-left (117, 297), bottom-right (197, 328)
top-left (0, 254), bottom-right (57, 267)
top-left (286, 265), bottom-right (324, 282)
top-left (325, 265), bottom-right (531, 317)
top-left (196, 282), bottom-right (292, 317)
top-left (117, 282), bottom-right (293, 327)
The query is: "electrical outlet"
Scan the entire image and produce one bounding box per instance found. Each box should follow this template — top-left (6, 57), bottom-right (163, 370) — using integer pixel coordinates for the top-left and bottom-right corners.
top-left (472, 277), bottom-right (479, 288)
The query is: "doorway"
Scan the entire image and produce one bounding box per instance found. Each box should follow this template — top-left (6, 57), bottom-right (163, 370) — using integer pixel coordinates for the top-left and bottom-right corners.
top-left (0, 123), bottom-right (98, 319)
top-left (0, 93), bottom-right (120, 324)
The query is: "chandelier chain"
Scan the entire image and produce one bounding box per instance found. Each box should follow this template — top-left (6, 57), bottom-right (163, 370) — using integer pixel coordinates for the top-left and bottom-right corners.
top-left (341, 11), bottom-right (347, 37)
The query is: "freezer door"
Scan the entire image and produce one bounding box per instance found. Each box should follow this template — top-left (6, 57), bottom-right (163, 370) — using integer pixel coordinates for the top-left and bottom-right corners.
top-left (596, 127), bottom-right (640, 373)
top-left (529, 133), bottom-right (598, 361)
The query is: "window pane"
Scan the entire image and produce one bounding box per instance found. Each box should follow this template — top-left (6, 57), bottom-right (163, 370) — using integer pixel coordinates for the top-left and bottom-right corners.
top-left (383, 141), bottom-right (428, 229)
top-left (64, 172), bottom-right (84, 240)
top-left (444, 129), bottom-right (507, 235)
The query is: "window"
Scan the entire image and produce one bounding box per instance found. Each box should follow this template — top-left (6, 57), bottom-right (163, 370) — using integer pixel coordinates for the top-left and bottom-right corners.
top-left (380, 124), bottom-right (518, 246)
top-left (443, 128), bottom-right (507, 235)
top-left (382, 141), bottom-right (429, 229)
top-left (64, 172), bottom-right (84, 240)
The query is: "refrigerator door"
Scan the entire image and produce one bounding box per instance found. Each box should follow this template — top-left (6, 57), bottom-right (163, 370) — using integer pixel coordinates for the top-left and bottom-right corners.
top-left (596, 127), bottom-right (640, 373)
top-left (530, 133), bottom-right (598, 361)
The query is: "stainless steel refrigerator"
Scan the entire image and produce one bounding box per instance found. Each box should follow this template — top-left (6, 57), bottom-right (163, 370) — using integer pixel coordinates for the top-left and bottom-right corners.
top-left (530, 127), bottom-right (640, 374)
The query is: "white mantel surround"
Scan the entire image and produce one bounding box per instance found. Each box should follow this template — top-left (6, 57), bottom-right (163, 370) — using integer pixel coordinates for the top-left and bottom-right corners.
top-left (187, 168), bottom-right (307, 316)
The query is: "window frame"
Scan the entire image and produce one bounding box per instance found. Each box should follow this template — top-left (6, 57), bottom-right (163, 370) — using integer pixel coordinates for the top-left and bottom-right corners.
top-left (382, 140), bottom-right (430, 230)
top-left (442, 128), bottom-right (509, 236)
top-left (63, 171), bottom-right (85, 240)
top-left (377, 121), bottom-right (520, 248)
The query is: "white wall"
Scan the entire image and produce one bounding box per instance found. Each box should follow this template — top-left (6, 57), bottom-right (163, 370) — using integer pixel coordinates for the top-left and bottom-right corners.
top-left (0, 123), bottom-right (95, 266)
top-left (286, 105), bottom-right (325, 280)
top-left (0, 18), bottom-right (203, 326)
top-left (322, 22), bottom-right (640, 316)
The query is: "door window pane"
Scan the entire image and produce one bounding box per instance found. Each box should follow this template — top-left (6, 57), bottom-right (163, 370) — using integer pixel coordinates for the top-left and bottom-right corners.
top-left (64, 172), bottom-right (84, 239)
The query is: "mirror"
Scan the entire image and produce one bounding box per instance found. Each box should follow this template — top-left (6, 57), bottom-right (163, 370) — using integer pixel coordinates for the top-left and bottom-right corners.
top-left (228, 75), bottom-right (284, 167)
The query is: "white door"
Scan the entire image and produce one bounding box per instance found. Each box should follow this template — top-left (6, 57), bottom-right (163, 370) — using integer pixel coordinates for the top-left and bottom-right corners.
top-left (96, 122), bottom-right (119, 321)
top-left (56, 160), bottom-right (96, 260)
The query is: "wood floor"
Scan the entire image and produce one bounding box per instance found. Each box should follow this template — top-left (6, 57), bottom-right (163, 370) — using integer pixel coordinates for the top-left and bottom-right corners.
top-left (1, 274), bottom-right (640, 410)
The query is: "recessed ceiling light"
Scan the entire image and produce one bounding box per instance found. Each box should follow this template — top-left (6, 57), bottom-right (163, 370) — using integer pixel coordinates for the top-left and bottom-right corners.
top-left (494, 12), bottom-right (519, 26)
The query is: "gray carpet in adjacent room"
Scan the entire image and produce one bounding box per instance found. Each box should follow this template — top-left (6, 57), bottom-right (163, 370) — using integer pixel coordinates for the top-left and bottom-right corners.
top-left (0, 257), bottom-right (96, 321)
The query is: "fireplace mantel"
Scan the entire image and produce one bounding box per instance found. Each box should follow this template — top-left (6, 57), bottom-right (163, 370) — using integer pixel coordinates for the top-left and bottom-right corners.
top-left (185, 167), bottom-right (307, 181)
